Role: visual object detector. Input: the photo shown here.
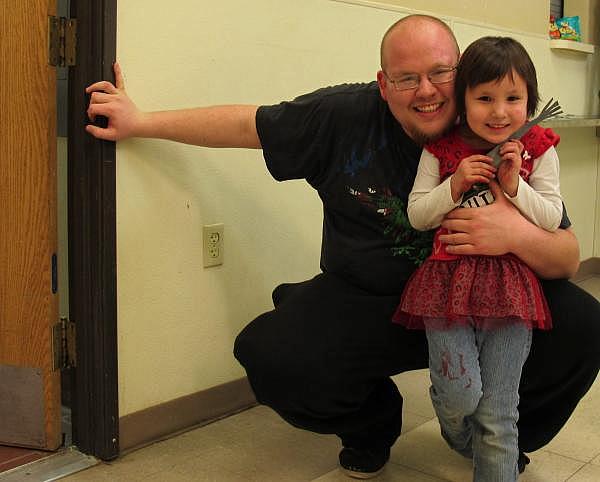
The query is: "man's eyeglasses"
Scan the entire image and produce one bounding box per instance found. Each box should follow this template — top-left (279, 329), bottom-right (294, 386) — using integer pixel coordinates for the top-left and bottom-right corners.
top-left (383, 67), bottom-right (457, 91)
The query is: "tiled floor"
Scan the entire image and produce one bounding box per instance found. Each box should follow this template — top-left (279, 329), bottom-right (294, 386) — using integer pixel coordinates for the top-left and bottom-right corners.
top-left (49, 276), bottom-right (599, 481)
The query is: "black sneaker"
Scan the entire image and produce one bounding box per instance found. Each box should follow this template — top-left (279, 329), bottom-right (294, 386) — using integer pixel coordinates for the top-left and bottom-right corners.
top-left (518, 452), bottom-right (530, 474)
top-left (339, 446), bottom-right (390, 479)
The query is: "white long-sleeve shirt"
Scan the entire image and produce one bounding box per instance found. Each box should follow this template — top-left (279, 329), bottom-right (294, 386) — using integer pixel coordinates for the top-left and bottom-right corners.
top-left (407, 147), bottom-right (563, 232)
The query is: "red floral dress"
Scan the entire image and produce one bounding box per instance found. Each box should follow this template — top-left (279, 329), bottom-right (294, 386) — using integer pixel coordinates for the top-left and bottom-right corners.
top-left (393, 126), bottom-right (560, 331)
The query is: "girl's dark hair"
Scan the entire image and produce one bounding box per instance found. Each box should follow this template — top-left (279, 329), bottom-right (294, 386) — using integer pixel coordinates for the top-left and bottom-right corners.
top-left (455, 36), bottom-right (539, 119)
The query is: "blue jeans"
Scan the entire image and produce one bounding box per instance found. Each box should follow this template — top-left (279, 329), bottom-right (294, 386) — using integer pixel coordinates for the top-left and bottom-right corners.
top-left (425, 321), bottom-right (532, 482)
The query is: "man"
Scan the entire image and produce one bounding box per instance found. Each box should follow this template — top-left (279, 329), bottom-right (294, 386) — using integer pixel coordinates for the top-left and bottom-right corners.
top-left (87, 15), bottom-right (600, 479)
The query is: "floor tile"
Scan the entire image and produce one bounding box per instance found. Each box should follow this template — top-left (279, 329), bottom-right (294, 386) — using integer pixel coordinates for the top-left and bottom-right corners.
top-left (62, 405), bottom-right (339, 482)
top-left (392, 369), bottom-right (436, 419)
top-left (143, 471), bottom-right (202, 482)
top-left (519, 450), bottom-right (584, 482)
top-left (543, 377), bottom-right (600, 462)
top-left (401, 411), bottom-right (433, 435)
top-left (576, 276), bottom-right (600, 300)
top-left (388, 419), bottom-right (473, 482)
top-left (313, 463), bottom-right (448, 481)
top-left (567, 463), bottom-right (600, 482)
top-left (388, 419), bottom-right (587, 482)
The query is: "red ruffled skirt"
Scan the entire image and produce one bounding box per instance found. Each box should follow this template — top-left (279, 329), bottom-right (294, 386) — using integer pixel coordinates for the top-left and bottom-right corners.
top-left (393, 254), bottom-right (552, 330)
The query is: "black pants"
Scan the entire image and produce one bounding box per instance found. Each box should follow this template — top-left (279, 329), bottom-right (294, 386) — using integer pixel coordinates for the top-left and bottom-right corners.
top-left (233, 272), bottom-right (600, 452)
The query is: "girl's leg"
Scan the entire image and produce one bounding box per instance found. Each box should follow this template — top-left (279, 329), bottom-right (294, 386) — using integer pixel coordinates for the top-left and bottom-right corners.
top-left (472, 324), bottom-right (532, 482)
top-left (425, 323), bottom-right (482, 458)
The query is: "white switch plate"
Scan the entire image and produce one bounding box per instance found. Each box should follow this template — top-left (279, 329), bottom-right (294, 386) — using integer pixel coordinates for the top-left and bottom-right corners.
top-left (203, 223), bottom-right (224, 267)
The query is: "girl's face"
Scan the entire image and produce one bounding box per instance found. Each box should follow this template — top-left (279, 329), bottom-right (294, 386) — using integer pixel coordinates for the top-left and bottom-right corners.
top-left (464, 70), bottom-right (528, 145)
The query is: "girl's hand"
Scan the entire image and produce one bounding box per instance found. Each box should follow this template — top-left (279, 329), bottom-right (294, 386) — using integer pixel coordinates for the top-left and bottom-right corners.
top-left (450, 155), bottom-right (496, 202)
top-left (497, 139), bottom-right (523, 197)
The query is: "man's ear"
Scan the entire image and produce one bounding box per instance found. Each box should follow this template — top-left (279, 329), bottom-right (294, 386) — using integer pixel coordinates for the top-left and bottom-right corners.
top-left (376, 70), bottom-right (388, 101)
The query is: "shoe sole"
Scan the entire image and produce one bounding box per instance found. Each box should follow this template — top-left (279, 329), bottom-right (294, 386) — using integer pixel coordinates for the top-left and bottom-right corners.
top-left (340, 466), bottom-right (385, 479)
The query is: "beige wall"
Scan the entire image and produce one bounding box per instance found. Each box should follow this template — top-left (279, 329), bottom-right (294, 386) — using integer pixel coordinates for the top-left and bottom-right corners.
top-left (564, 0), bottom-right (600, 45)
top-left (116, 0), bottom-right (600, 416)
top-left (554, 128), bottom-right (599, 259)
top-left (366, 0), bottom-right (549, 35)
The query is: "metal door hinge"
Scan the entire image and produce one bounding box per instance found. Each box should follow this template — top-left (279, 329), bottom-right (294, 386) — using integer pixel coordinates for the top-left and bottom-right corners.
top-left (48, 16), bottom-right (77, 67)
top-left (52, 317), bottom-right (77, 370)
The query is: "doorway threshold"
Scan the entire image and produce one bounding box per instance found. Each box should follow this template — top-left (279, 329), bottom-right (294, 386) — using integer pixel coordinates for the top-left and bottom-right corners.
top-left (0, 447), bottom-right (97, 482)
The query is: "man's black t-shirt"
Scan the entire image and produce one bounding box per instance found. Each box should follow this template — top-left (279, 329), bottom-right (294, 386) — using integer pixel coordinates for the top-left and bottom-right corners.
top-left (256, 82), bottom-right (431, 295)
top-left (256, 82), bottom-right (572, 295)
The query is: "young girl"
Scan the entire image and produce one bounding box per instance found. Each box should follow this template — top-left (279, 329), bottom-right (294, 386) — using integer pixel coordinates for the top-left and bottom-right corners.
top-left (393, 36), bottom-right (563, 481)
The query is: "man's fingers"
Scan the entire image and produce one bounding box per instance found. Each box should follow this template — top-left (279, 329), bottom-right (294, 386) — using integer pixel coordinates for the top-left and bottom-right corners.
top-left (439, 231), bottom-right (471, 243)
top-left (89, 91), bottom-right (114, 104)
top-left (85, 124), bottom-right (116, 141)
top-left (87, 103), bottom-right (109, 121)
top-left (445, 243), bottom-right (476, 255)
top-left (86, 80), bottom-right (118, 94)
top-left (440, 219), bottom-right (472, 236)
top-left (85, 63), bottom-right (125, 95)
top-left (114, 62), bottom-right (125, 90)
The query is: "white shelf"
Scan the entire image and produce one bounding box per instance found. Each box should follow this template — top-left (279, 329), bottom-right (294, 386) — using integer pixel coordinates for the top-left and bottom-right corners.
top-left (541, 115), bottom-right (600, 128)
top-left (549, 39), bottom-right (595, 54)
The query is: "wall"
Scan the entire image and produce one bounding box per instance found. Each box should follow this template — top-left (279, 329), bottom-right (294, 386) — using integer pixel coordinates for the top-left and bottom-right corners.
top-left (352, 0), bottom-right (549, 35)
top-left (554, 127), bottom-right (599, 259)
top-left (116, 0), bottom-right (600, 416)
top-left (564, 0), bottom-right (600, 45)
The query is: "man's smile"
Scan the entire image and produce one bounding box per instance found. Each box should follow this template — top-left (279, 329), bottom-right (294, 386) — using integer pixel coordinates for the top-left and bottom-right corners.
top-left (414, 102), bottom-right (444, 113)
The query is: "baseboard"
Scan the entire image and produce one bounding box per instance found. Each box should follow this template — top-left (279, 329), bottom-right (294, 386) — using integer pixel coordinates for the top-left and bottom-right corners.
top-left (572, 257), bottom-right (600, 283)
top-left (118, 377), bottom-right (257, 454)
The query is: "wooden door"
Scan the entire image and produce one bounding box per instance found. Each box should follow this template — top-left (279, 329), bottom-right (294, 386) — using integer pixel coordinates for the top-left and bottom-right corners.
top-left (0, 0), bottom-right (61, 450)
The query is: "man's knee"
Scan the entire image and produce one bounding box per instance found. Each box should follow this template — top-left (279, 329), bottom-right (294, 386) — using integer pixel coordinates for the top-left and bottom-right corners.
top-left (234, 312), bottom-right (282, 374)
top-left (232, 322), bottom-right (256, 369)
top-left (234, 313), bottom-right (293, 407)
top-left (233, 310), bottom-right (316, 387)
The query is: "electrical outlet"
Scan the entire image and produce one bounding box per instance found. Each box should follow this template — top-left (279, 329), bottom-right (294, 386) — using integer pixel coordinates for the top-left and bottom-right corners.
top-left (203, 223), bottom-right (224, 267)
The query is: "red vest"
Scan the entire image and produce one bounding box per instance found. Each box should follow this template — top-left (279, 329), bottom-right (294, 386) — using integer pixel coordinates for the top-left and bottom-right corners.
top-left (425, 125), bottom-right (560, 260)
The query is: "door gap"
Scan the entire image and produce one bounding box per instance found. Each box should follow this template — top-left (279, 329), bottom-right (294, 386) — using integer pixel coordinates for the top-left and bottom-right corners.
top-left (57, 0), bottom-right (73, 452)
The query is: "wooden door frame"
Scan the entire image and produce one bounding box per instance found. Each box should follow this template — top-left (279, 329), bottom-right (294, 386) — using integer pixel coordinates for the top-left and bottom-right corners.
top-left (67, 0), bottom-right (119, 461)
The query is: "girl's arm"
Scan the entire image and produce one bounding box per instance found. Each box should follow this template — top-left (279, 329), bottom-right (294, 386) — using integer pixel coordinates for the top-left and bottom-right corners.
top-left (505, 147), bottom-right (562, 231)
top-left (407, 150), bottom-right (461, 230)
top-left (408, 150), bottom-right (497, 230)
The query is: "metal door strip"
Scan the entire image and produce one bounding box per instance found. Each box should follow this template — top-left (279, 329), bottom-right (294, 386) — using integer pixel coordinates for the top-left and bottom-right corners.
top-left (0, 447), bottom-right (97, 482)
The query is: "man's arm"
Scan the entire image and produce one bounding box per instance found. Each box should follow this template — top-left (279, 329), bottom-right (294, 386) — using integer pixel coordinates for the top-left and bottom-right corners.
top-left (85, 62), bottom-right (261, 149)
top-left (440, 181), bottom-right (580, 279)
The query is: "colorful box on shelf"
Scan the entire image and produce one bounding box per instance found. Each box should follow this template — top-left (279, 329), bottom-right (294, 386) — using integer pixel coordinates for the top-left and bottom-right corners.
top-left (548, 14), bottom-right (595, 53)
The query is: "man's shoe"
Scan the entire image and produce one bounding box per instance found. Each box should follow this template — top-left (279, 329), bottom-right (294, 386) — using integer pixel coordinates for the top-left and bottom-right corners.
top-left (518, 452), bottom-right (530, 474)
top-left (339, 446), bottom-right (390, 479)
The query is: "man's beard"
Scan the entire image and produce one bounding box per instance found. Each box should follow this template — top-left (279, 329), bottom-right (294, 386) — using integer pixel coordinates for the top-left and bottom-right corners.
top-left (408, 122), bottom-right (454, 146)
